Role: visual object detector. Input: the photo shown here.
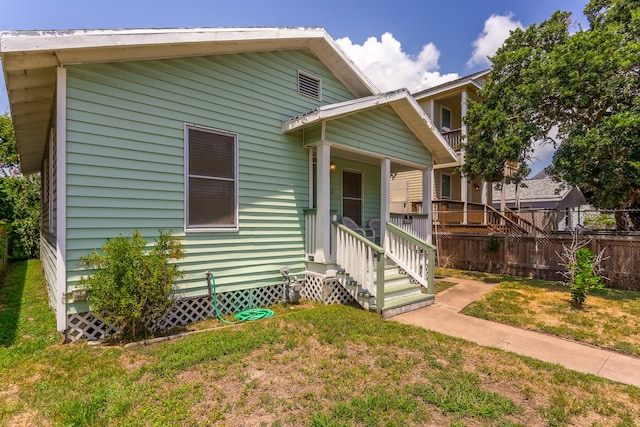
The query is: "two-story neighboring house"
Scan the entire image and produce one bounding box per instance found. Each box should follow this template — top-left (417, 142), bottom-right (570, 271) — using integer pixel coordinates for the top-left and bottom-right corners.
top-left (391, 70), bottom-right (495, 228)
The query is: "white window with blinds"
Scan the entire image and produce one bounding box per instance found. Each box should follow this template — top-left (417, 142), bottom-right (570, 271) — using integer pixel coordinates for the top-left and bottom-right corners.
top-left (185, 125), bottom-right (238, 231)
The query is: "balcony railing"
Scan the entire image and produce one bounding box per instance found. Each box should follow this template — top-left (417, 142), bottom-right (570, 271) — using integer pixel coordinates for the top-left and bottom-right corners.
top-left (442, 128), bottom-right (463, 151)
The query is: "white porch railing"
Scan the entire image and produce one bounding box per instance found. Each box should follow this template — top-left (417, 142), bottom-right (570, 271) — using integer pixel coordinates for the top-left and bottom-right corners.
top-left (334, 222), bottom-right (385, 308)
top-left (385, 222), bottom-right (435, 294)
top-left (390, 213), bottom-right (430, 241)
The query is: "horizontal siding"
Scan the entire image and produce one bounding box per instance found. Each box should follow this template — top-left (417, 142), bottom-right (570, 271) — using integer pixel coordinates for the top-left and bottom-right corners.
top-left (64, 49), bottom-right (356, 306)
top-left (40, 233), bottom-right (57, 310)
top-left (325, 106), bottom-right (432, 167)
top-left (393, 170), bottom-right (424, 203)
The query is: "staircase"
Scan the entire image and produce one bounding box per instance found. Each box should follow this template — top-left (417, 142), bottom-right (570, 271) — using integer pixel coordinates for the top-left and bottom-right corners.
top-left (340, 261), bottom-right (434, 318)
top-left (334, 221), bottom-right (437, 318)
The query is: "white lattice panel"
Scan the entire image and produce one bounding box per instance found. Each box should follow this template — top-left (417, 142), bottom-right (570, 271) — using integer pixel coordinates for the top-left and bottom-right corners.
top-left (152, 296), bottom-right (213, 330)
top-left (66, 312), bottom-right (117, 342)
top-left (65, 284), bottom-right (286, 341)
top-left (303, 273), bottom-right (358, 306)
top-left (302, 273), bottom-right (325, 302)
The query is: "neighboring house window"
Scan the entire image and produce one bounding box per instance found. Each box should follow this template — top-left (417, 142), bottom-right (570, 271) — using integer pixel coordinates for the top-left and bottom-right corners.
top-left (342, 169), bottom-right (363, 225)
top-left (298, 70), bottom-right (322, 101)
top-left (441, 174), bottom-right (451, 199)
top-left (441, 107), bottom-right (452, 131)
top-left (186, 125), bottom-right (238, 231)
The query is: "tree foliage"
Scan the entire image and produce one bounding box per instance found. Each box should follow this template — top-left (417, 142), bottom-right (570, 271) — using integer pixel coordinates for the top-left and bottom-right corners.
top-left (463, 0), bottom-right (640, 217)
top-left (0, 114), bottom-right (19, 170)
top-left (0, 113), bottom-right (40, 259)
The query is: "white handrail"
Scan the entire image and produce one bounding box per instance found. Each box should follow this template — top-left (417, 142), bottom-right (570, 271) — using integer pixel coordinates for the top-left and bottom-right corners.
top-left (335, 225), bottom-right (383, 297)
top-left (384, 223), bottom-right (435, 293)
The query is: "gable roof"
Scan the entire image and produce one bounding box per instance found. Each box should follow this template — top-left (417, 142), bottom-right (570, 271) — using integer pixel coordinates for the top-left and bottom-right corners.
top-left (493, 176), bottom-right (580, 204)
top-left (282, 88), bottom-right (457, 164)
top-left (412, 69), bottom-right (490, 100)
top-left (0, 27), bottom-right (379, 173)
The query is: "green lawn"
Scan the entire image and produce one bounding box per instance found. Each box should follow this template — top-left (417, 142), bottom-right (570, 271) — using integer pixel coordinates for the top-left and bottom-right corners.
top-left (1, 261), bottom-right (639, 426)
top-left (437, 268), bottom-right (640, 357)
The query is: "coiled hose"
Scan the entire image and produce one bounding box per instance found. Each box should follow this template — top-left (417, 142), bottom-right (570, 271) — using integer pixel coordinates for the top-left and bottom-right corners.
top-left (206, 271), bottom-right (274, 325)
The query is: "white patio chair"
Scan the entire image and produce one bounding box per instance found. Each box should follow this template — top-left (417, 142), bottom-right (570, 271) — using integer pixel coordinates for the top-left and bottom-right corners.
top-left (342, 216), bottom-right (375, 240)
top-left (368, 218), bottom-right (381, 244)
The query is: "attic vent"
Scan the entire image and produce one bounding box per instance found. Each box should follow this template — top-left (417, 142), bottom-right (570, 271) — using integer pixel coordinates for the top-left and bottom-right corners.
top-left (298, 71), bottom-right (322, 100)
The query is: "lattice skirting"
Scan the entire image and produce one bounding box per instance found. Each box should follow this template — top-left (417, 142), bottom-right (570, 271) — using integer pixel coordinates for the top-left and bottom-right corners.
top-left (303, 272), bottom-right (359, 306)
top-left (65, 275), bottom-right (357, 342)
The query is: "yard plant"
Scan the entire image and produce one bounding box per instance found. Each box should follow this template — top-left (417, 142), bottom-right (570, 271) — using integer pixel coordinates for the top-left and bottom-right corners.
top-left (2, 261), bottom-right (640, 426)
top-left (79, 230), bottom-right (184, 341)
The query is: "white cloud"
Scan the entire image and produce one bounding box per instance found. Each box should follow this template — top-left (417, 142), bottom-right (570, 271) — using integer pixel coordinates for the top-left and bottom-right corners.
top-left (336, 32), bottom-right (459, 93)
top-left (467, 14), bottom-right (522, 67)
top-left (528, 126), bottom-right (559, 177)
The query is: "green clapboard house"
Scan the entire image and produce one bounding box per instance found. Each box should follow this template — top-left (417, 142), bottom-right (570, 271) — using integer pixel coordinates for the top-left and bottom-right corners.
top-left (1, 27), bottom-right (456, 340)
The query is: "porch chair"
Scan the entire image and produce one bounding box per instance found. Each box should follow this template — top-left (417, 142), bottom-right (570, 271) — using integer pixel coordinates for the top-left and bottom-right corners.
top-left (368, 218), bottom-right (381, 244)
top-left (341, 216), bottom-right (375, 241)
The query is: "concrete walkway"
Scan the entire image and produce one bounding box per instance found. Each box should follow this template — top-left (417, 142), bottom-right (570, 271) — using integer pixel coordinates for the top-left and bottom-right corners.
top-left (392, 277), bottom-right (640, 388)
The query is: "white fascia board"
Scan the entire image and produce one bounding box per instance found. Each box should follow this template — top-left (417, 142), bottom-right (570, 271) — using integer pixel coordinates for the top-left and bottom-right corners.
top-left (0, 27), bottom-right (326, 52)
top-left (282, 89), bottom-right (410, 133)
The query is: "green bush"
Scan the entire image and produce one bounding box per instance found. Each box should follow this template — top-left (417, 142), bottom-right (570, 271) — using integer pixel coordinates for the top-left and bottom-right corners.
top-left (0, 174), bottom-right (41, 259)
top-left (79, 230), bottom-right (185, 341)
top-left (569, 247), bottom-right (605, 308)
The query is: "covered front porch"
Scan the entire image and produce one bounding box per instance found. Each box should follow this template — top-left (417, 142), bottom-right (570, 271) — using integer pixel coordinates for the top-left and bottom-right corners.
top-left (282, 89), bottom-right (456, 316)
top-left (302, 143), bottom-right (438, 317)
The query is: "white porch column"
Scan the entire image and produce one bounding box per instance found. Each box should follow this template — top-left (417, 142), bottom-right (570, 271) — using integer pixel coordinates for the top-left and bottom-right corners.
top-left (422, 166), bottom-right (433, 244)
top-left (315, 143), bottom-right (331, 262)
top-left (380, 158), bottom-right (391, 248)
top-left (461, 90), bottom-right (469, 224)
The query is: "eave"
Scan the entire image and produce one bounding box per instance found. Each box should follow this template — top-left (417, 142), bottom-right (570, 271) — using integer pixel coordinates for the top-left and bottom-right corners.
top-left (1, 27), bottom-right (379, 174)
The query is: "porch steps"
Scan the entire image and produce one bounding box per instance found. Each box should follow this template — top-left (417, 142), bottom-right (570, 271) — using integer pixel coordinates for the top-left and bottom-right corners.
top-left (375, 263), bottom-right (434, 318)
top-left (340, 263), bottom-right (434, 318)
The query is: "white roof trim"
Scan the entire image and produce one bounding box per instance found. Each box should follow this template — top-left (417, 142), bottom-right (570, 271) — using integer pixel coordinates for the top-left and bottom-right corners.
top-left (413, 69), bottom-right (489, 100)
top-left (283, 89), bottom-right (457, 164)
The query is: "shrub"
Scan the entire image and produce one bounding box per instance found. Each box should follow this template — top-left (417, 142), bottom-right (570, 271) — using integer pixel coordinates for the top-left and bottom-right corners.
top-left (79, 230), bottom-right (185, 340)
top-left (569, 247), bottom-right (605, 308)
top-left (557, 231), bottom-right (606, 308)
top-left (0, 174), bottom-right (41, 259)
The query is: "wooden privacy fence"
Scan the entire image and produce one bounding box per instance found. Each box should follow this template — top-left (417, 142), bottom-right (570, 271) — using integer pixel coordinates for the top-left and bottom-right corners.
top-left (435, 232), bottom-right (640, 291)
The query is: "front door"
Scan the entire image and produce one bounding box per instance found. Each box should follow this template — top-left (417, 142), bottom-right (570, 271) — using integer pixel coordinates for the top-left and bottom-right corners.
top-left (342, 169), bottom-right (363, 225)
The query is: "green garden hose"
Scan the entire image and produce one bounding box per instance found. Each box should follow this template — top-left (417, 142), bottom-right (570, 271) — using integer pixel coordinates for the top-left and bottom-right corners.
top-left (206, 271), bottom-right (274, 325)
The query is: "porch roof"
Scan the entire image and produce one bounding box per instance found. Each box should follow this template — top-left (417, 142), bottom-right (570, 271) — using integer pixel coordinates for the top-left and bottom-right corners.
top-left (281, 89), bottom-right (457, 164)
top-left (413, 69), bottom-right (490, 100)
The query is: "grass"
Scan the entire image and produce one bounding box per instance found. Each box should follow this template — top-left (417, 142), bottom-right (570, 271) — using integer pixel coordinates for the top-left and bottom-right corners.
top-left (1, 261), bottom-right (640, 426)
top-left (439, 268), bottom-right (640, 357)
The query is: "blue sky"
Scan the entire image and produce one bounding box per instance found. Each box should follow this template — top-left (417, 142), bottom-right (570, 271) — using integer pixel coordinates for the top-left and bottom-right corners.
top-left (0, 0), bottom-right (589, 174)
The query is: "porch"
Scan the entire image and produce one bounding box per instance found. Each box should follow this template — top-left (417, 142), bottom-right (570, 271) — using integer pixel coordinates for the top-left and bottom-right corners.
top-left (304, 209), bottom-right (436, 318)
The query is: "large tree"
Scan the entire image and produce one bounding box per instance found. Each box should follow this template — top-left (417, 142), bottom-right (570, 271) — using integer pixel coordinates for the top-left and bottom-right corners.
top-left (462, 0), bottom-right (640, 229)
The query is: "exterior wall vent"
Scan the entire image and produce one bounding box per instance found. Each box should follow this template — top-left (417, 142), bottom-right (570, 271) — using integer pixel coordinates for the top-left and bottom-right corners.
top-left (298, 70), bottom-right (322, 101)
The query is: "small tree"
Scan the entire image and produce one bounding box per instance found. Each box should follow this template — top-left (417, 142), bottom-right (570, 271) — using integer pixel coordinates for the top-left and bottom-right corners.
top-left (79, 230), bottom-right (185, 340)
top-left (557, 231), bottom-right (606, 308)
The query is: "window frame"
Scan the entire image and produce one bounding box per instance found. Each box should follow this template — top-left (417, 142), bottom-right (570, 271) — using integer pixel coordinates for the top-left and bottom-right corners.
top-left (184, 123), bottom-right (239, 233)
top-left (441, 106), bottom-right (452, 130)
top-left (441, 173), bottom-right (452, 200)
